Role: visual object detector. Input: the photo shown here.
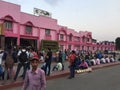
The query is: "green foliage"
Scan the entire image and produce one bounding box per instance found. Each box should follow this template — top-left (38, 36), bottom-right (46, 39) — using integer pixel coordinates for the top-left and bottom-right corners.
top-left (115, 37), bottom-right (120, 50)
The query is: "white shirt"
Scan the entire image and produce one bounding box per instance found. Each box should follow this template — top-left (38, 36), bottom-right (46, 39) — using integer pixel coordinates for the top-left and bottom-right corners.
top-left (0, 52), bottom-right (4, 64)
top-left (56, 62), bottom-right (62, 70)
top-left (17, 49), bottom-right (29, 58)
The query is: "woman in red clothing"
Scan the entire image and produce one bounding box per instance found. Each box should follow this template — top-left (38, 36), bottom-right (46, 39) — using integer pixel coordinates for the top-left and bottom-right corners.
top-left (68, 50), bottom-right (76, 79)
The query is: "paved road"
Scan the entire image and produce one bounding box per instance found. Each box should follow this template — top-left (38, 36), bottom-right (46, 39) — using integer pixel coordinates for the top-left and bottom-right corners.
top-left (7, 65), bottom-right (120, 90)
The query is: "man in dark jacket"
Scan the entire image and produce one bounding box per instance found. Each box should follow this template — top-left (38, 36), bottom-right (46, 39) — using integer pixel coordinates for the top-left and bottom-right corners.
top-left (44, 48), bottom-right (52, 76)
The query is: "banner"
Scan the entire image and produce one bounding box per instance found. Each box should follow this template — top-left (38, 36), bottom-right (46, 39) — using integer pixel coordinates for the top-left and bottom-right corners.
top-left (0, 24), bottom-right (4, 35)
top-left (34, 8), bottom-right (52, 17)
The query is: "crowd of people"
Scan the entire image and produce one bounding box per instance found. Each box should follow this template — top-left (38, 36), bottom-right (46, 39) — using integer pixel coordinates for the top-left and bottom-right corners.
top-left (67, 50), bottom-right (117, 79)
top-left (0, 46), bottom-right (47, 89)
top-left (0, 46), bottom-right (119, 89)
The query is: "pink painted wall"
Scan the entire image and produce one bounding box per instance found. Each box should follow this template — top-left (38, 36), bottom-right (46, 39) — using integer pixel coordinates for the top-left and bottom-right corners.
top-left (0, 0), bottom-right (115, 51)
top-left (20, 12), bottom-right (58, 30)
top-left (0, 1), bottom-right (20, 22)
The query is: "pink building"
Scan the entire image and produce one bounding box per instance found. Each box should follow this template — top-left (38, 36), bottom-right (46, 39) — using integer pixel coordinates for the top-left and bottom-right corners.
top-left (0, 1), bottom-right (115, 52)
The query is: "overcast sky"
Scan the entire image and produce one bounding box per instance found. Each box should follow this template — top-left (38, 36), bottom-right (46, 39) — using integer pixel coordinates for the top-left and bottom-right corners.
top-left (2, 0), bottom-right (120, 41)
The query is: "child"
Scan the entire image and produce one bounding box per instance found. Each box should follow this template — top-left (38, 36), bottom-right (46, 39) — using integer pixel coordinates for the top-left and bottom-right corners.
top-left (22, 56), bottom-right (46, 90)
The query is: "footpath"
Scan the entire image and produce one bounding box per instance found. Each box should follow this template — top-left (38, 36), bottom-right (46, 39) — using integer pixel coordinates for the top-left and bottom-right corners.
top-left (0, 61), bottom-right (120, 90)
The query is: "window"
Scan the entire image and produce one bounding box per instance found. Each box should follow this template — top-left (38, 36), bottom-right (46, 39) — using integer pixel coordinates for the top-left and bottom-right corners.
top-left (60, 45), bottom-right (64, 50)
top-left (45, 29), bottom-right (50, 35)
top-left (82, 37), bottom-right (85, 43)
top-left (74, 37), bottom-right (80, 41)
top-left (60, 34), bottom-right (64, 40)
top-left (68, 45), bottom-right (71, 50)
top-left (87, 38), bottom-right (89, 42)
top-left (4, 20), bottom-right (12, 30)
top-left (82, 46), bottom-right (84, 50)
top-left (69, 36), bottom-right (72, 41)
top-left (87, 46), bottom-right (89, 50)
top-left (25, 25), bottom-right (32, 34)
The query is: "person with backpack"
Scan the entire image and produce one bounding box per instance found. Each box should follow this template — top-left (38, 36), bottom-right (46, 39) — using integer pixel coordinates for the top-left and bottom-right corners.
top-left (14, 46), bottom-right (29, 81)
top-left (68, 50), bottom-right (76, 79)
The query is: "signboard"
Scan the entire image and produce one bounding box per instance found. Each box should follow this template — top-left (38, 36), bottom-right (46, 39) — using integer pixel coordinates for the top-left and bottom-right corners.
top-left (40, 40), bottom-right (59, 51)
top-left (34, 8), bottom-right (52, 17)
top-left (0, 24), bottom-right (4, 35)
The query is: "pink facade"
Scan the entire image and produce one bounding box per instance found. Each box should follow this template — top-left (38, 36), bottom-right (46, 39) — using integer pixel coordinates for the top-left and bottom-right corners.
top-left (0, 1), bottom-right (115, 52)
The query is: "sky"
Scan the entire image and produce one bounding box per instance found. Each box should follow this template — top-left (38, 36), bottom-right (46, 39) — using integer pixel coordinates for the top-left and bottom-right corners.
top-left (2, 0), bottom-right (120, 41)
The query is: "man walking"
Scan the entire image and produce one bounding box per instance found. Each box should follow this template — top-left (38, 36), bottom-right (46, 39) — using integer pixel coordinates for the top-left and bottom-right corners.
top-left (44, 48), bottom-right (52, 76)
top-left (14, 46), bottom-right (29, 81)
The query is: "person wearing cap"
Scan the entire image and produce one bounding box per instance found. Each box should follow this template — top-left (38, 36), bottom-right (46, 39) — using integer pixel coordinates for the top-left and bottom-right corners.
top-left (22, 56), bottom-right (46, 90)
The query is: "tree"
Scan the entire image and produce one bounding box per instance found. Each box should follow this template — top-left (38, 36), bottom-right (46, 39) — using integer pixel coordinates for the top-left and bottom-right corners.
top-left (115, 37), bottom-right (120, 50)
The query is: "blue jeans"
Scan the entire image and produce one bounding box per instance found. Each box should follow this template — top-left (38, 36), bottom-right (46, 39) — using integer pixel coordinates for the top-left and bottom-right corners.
top-left (0, 65), bottom-right (4, 80)
top-left (44, 62), bottom-right (51, 76)
top-left (4, 67), bottom-right (13, 80)
top-left (69, 65), bottom-right (75, 78)
top-left (14, 63), bottom-right (27, 80)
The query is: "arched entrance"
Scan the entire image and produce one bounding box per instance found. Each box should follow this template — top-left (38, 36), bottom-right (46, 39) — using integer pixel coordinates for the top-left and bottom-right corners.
top-left (20, 38), bottom-right (37, 49)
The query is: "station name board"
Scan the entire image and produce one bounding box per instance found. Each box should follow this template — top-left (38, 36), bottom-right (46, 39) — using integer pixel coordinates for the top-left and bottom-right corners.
top-left (33, 8), bottom-right (52, 18)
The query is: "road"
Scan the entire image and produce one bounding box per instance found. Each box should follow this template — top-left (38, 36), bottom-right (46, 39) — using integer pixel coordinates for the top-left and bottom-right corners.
top-left (7, 65), bottom-right (120, 90)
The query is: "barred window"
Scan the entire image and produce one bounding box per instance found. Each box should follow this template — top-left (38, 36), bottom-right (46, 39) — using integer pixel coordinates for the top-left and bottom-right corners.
top-left (4, 20), bottom-right (12, 29)
top-left (69, 36), bottom-right (72, 41)
top-left (26, 25), bottom-right (32, 34)
top-left (68, 45), bottom-right (71, 50)
top-left (45, 29), bottom-right (50, 35)
top-left (60, 34), bottom-right (64, 40)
